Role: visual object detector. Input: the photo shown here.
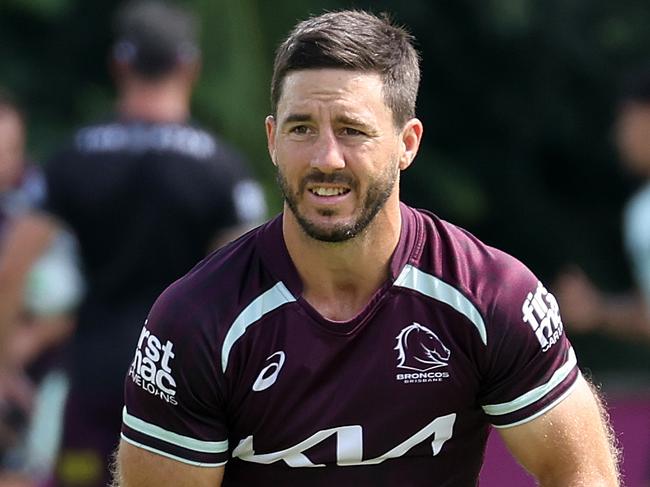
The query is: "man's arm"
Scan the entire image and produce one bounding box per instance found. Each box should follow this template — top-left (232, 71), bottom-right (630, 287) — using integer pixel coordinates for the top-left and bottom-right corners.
top-left (499, 374), bottom-right (620, 486)
top-left (207, 177), bottom-right (267, 252)
top-left (112, 440), bottom-right (224, 487)
top-left (0, 213), bottom-right (59, 359)
top-left (555, 268), bottom-right (650, 340)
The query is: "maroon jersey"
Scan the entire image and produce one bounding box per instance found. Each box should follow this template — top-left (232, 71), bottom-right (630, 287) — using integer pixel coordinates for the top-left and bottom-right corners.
top-left (121, 203), bottom-right (578, 486)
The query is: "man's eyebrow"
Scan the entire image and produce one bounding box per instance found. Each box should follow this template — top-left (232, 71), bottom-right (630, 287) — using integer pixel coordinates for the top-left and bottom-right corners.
top-left (281, 113), bottom-right (312, 125)
top-left (335, 114), bottom-right (368, 127)
top-left (281, 114), bottom-right (369, 126)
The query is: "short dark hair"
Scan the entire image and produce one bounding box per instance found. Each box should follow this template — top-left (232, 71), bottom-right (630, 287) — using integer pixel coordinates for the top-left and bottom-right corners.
top-left (619, 65), bottom-right (650, 105)
top-left (112, 0), bottom-right (200, 79)
top-left (270, 10), bottom-right (421, 128)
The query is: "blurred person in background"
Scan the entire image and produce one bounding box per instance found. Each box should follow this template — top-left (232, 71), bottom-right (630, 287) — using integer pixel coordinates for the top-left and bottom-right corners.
top-left (0, 1), bottom-right (266, 486)
top-left (556, 68), bottom-right (650, 342)
top-left (0, 92), bottom-right (83, 486)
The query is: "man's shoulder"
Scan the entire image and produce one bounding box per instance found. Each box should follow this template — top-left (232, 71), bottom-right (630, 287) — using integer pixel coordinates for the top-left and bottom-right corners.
top-left (412, 209), bottom-right (565, 363)
top-left (44, 119), bottom-right (227, 188)
top-left (71, 119), bottom-right (218, 160)
top-left (44, 119), bottom-right (253, 186)
top-left (150, 223), bottom-right (275, 331)
top-left (413, 208), bottom-right (539, 327)
top-left (416, 209), bottom-right (531, 283)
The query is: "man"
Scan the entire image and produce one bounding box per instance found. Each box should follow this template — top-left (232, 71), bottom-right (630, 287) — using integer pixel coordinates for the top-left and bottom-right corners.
top-left (0, 93), bottom-right (82, 485)
top-left (556, 68), bottom-right (650, 341)
top-left (0, 93), bottom-right (81, 365)
top-left (114, 10), bottom-right (619, 487)
top-left (0, 2), bottom-right (266, 486)
top-left (0, 92), bottom-right (82, 370)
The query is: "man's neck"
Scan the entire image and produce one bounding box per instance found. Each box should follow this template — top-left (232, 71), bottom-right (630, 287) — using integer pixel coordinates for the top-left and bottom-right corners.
top-left (283, 201), bottom-right (402, 322)
top-left (117, 81), bottom-right (190, 123)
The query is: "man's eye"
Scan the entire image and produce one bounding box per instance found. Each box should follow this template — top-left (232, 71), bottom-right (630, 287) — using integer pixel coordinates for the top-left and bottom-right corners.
top-left (289, 125), bottom-right (310, 135)
top-left (341, 127), bottom-right (364, 136)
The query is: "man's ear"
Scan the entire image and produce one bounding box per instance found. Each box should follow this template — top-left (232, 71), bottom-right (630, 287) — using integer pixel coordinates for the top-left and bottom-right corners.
top-left (265, 115), bottom-right (277, 166)
top-left (399, 118), bottom-right (423, 171)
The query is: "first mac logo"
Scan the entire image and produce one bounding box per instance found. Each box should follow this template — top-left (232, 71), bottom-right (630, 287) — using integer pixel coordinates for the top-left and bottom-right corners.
top-left (129, 322), bottom-right (178, 405)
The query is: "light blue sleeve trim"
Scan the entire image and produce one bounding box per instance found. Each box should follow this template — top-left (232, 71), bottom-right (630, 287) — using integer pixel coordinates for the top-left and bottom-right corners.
top-left (120, 434), bottom-right (227, 468)
top-left (122, 407), bottom-right (228, 454)
top-left (394, 264), bottom-right (487, 345)
top-left (221, 281), bottom-right (296, 372)
top-left (482, 347), bottom-right (577, 416)
top-left (491, 376), bottom-right (580, 429)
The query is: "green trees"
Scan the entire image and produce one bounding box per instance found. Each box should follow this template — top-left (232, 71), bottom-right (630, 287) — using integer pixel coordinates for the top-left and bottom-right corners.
top-left (2, 0), bottom-right (649, 375)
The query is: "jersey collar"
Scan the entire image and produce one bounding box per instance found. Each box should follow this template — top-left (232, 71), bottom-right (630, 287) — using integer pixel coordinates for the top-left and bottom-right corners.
top-left (258, 202), bottom-right (426, 299)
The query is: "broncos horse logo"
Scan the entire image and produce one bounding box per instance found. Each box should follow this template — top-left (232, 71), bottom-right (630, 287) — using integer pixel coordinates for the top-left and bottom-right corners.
top-left (395, 323), bottom-right (451, 371)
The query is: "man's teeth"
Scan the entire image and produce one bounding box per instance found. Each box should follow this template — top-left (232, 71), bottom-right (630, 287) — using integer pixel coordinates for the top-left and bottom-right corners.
top-left (311, 187), bottom-right (348, 196)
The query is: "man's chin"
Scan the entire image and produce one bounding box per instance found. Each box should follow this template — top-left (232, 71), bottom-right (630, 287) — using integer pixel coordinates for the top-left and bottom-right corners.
top-left (297, 217), bottom-right (359, 243)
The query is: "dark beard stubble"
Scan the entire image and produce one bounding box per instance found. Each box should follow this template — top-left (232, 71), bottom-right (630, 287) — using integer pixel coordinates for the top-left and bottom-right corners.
top-left (276, 163), bottom-right (399, 243)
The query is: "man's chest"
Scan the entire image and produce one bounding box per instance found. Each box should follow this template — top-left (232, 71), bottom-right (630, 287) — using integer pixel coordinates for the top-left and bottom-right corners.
top-left (222, 292), bottom-right (488, 466)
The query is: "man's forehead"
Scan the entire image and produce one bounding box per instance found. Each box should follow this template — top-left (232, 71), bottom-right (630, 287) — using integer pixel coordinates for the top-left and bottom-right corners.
top-left (280, 70), bottom-right (383, 101)
top-left (276, 69), bottom-right (390, 120)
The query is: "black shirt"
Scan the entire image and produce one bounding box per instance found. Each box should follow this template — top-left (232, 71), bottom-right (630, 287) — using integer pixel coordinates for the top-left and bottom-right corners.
top-left (41, 119), bottom-right (266, 391)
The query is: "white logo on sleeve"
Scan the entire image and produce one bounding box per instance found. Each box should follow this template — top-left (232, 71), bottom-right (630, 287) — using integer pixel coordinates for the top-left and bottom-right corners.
top-left (128, 322), bottom-right (178, 405)
top-left (522, 282), bottom-right (564, 352)
top-left (252, 351), bottom-right (285, 392)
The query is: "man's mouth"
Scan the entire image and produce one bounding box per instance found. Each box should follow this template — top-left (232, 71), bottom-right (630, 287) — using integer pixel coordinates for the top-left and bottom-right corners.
top-left (308, 186), bottom-right (351, 197)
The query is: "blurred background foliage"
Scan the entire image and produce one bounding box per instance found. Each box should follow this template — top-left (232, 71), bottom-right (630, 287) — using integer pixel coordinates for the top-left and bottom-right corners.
top-left (1, 0), bottom-right (649, 382)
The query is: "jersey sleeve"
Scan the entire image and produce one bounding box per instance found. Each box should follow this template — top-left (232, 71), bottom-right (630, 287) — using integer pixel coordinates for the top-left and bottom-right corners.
top-left (121, 281), bottom-right (229, 466)
top-left (478, 260), bottom-right (579, 428)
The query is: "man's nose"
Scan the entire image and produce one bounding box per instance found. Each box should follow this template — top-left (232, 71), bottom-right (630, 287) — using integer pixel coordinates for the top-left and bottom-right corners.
top-left (310, 130), bottom-right (345, 172)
